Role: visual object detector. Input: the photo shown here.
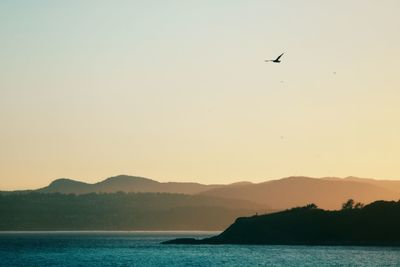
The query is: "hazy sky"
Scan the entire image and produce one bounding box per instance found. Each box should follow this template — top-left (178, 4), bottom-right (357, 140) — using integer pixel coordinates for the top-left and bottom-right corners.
top-left (1, 1), bottom-right (400, 189)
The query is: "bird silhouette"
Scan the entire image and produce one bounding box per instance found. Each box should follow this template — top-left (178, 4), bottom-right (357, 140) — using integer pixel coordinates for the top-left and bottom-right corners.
top-left (265, 53), bottom-right (284, 63)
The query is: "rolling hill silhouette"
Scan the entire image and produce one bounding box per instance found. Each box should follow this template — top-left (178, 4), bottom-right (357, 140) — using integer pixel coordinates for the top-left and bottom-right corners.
top-left (37, 175), bottom-right (223, 195)
top-left (5, 175), bottom-right (400, 211)
top-left (199, 176), bottom-right (400, 210)
top-left (3, 175), bottom-right (400, 230)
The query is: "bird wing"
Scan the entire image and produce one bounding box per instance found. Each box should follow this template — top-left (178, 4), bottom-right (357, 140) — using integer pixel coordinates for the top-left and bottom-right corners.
top-left (275, 53), bottom-right (284, 60)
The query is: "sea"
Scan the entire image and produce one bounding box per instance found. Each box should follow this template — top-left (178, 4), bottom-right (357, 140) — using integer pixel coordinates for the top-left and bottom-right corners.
top-left (1, 231), bottom-right (400, 267)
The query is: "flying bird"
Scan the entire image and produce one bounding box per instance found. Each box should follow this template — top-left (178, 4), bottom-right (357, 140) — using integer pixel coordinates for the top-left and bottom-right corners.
top-left (265, 53), bottom-right (284, 63)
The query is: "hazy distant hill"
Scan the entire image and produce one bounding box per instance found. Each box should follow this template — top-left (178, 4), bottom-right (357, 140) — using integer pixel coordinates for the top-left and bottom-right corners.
top-left (199, 176), bottom-right (400, 210)
top-left (37, 175), bottom-right (223, 195)
top-left (323, 176), bottom-right (400, 194)
top-left (0, 192), bottom-right (265, 230)
top-left (4, 175), bottom-right (400, 211)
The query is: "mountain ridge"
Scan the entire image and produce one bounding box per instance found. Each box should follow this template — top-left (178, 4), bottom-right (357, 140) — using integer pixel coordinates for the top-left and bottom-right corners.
top-left (3, 175), bottom-right (400, 210)
top-left (199, 176), bottom-right (400, 210)
top-left (37, 175), bottom-right (224, 195)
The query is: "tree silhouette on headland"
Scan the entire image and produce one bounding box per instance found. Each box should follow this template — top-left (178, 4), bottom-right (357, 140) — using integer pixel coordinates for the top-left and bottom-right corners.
top-left (342, 199), bottom-right (364, 210)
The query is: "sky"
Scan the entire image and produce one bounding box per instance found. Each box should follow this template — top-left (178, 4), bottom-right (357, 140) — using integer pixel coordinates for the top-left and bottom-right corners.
top-left (1, 1), bottom-right (400, 190)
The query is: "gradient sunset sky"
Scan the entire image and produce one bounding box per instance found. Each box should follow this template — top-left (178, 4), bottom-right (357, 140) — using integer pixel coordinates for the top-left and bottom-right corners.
top-left (1, 1), bottom-right (400, 190)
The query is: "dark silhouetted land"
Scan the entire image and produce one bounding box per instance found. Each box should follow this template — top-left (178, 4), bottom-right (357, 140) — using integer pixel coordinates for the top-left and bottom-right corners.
top-left (163, 200), bottom-right (400, 246)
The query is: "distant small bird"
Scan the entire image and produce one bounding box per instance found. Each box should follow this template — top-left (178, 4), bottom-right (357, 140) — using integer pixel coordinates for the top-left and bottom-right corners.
top-left (265, 53), bottom-right (284, 63)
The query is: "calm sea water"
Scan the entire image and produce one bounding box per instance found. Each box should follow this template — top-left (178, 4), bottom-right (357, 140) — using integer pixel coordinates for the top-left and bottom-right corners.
top-left (1, 231), bottom-right (400, 267)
